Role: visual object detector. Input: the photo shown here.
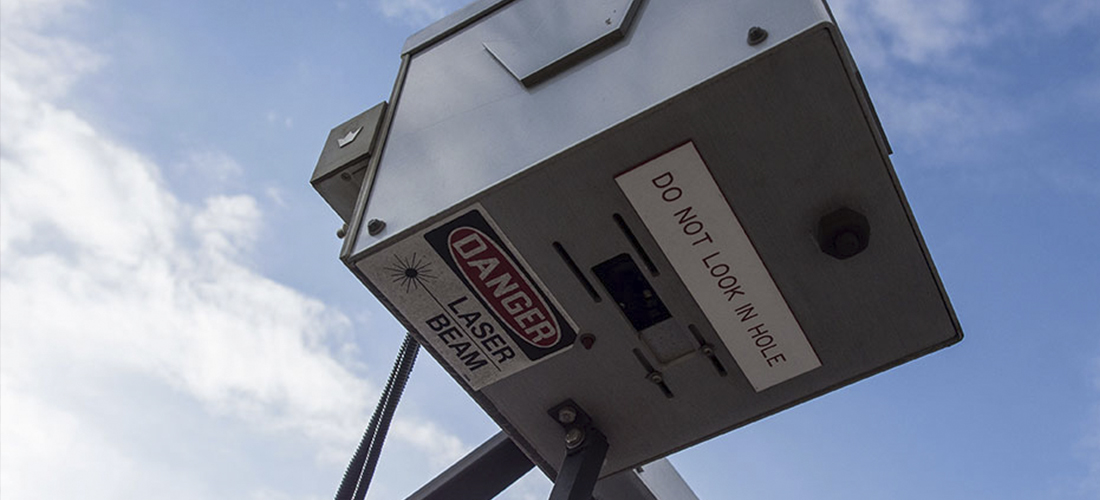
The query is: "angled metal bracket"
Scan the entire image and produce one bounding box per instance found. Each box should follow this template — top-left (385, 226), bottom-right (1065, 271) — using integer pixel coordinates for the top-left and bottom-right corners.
top-left (549, 426), bottom-right (609, 500)
top-left (483, 0), bottom-right (642, 86)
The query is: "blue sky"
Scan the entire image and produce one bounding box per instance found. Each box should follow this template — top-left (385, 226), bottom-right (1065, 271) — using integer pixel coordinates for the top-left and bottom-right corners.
top-left (1, 1), bottom-right (1097, 499)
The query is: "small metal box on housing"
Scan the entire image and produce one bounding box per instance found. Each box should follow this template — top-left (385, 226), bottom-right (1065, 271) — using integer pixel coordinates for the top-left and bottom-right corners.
top-left (311, 102), bottom-right (387, 223)
top-left (333, 0), bottom-right (962, 480)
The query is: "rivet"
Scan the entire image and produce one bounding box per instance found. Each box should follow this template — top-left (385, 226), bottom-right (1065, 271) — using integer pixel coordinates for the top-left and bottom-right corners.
top-left (367, 219), bottom-right (386, 236)
top-left (336, 224), bottom-right (348, 239)
top-left (747, 26), bottom-right (769, 46)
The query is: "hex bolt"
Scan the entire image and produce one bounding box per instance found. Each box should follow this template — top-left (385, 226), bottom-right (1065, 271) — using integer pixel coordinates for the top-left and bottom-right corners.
top-left (367, 219), bottom-right (386, 236)
top-left (834, 230), bottom-right (862, 257)
top-left (336, 224), bottom-right (348, 239)
top-left (817, 207), bottom-right (870, 260)
top-left (557, 406), bottom-right (578, 425)
top-left (564, 427), bottom-right (586, 449)
top-left (747, 26), bottom-right (768, 46)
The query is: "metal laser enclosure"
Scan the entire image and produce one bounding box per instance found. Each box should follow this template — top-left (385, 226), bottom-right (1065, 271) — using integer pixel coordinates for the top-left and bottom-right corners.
top-left (314, 0), bottom-right (963, 482)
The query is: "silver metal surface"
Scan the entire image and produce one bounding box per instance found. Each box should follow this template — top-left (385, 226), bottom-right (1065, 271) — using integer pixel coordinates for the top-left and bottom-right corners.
top-left (344, 0), bottom-right (960, 482)
top-left (352, 0), bottom-right (832, 252)
top-left (624, 459), bottom-right (700, 500)
top-left (401, 0), bottom-right (514, 56)
top-left (483, 0), bottom-right (642, 87)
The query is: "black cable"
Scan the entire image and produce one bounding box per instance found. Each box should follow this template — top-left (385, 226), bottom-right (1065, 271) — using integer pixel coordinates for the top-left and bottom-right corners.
top-left (335, 334), bottom-right (420, 500)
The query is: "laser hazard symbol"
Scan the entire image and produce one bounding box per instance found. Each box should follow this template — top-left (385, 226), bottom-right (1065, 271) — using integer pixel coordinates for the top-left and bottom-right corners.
top-left (361, 205), bottom-right (576, 390)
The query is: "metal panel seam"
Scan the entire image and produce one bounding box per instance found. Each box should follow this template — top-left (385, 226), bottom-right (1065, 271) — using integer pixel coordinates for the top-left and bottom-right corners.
top-left (402, 0), bottom-right (517, 56)
top-left (341, 55), bottom-right (410, 264)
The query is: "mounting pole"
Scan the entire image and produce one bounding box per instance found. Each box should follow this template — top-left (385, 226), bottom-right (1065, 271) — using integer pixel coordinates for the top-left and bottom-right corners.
top-left (549, 425), bottom-right (609, 500)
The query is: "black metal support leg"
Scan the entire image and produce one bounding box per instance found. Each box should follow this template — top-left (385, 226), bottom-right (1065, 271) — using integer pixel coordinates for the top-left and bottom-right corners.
top-left (548, 427), bottom-right (609, 500)
top-left (406, 431), bottom-right (534, 500)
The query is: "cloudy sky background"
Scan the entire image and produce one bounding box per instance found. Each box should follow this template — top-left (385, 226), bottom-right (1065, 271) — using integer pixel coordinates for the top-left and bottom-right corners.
top-left (1, 0), bottom-right (1097, 499)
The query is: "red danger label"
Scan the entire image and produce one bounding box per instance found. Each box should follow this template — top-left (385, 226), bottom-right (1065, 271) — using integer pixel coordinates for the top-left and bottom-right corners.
top-left (448, 227), bottom-right (561, 348)
top-left (425, 209), bottom-right (575, 361)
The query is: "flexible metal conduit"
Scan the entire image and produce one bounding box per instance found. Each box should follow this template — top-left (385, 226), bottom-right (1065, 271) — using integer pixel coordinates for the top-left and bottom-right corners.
top-left (335, 334), bottom-right (420, 500)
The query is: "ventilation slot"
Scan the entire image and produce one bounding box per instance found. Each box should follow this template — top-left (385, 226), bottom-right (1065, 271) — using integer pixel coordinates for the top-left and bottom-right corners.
top-left (614, 214), bottom-right (659, 276)
top-left (553, 242), bottom-right (600, 302)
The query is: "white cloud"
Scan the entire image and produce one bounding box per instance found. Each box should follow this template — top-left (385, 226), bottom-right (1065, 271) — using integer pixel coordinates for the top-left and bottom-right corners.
top-left (175, 150), bottom-right (246, 188)
top-left (829, 0), bottom-right (986, 69)
top-left (1040, 0), bottom-right (1100, 32)
top-left (266, 110), bottom-right (295, 129)
top-left (377, 0), bottom-right (453, 27)
top-left (391, 418), bottom-right (467, 469)
top-left (0, 0), bottom-right (101, 99)
top-left (828, 0), bottom-right (1100, 177)
top-left (0, 0), bottom-right (467, 498)
top-left (0, 379), bottom-right (212, 499)
top-left (872, 77), bottom-right (1026, 155)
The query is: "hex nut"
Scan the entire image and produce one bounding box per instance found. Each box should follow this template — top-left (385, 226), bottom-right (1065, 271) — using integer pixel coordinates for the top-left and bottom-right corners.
top-left (564, 427), bottom-right (586, 449)
top-left (557, 406), bottom-right (578, 425)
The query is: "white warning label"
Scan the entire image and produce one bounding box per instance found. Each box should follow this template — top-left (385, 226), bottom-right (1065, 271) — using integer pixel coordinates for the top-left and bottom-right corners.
top-left (616, 142), bottom-right (820, 391)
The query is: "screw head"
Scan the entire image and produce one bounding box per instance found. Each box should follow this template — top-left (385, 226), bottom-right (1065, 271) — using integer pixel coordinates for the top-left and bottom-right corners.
top-left (367, 219), bottom-right (386, 236)
top-left (564, 427), bottom-right (586, 449)
top-left (340, 171), bottom-right (352, 181)
top-left (557, 406), bottom-right (577, 425)
top-left (701, 345), bottom-right (714, 356)
top-left (747, 26), bottom-right (768, 46)
top-left (579, 334), bottom-right (596, 350)
top-left (647, 372), bottom-right (664, 384)
top-left (336, 224), bottom-right (348, 239)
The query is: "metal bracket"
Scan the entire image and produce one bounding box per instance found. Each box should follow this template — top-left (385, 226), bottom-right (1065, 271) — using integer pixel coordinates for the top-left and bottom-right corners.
top-left (547, 400), bottom-right (609, 500)
top-left (405, 431), bottom-right (533, 500)
top-left (405, 426), bottom-right (697, 499)
top-left (483, 0), bottom-right (642, 87)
